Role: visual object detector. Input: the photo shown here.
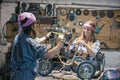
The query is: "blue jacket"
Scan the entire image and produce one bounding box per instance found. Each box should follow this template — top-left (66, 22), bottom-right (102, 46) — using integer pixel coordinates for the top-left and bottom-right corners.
top-left (10, 33), bottom-right (48, 80)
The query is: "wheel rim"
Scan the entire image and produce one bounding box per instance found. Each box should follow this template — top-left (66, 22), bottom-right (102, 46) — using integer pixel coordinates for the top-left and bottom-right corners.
top-left (77, 62), bottom-right (95, 79)
top-left (38, 60), bottom-right (53, 76)
top-left (71, 56), bottom-right (85, 72)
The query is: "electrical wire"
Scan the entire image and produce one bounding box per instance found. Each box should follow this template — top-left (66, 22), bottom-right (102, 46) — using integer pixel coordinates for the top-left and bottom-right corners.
top-left (1, 21), bottom-right (18, 43)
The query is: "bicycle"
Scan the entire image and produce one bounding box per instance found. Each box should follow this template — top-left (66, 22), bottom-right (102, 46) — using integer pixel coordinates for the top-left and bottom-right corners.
top-left (37, 31), bottom-right (105, 79)
top-left (36, 31), bottom-right (85, 76)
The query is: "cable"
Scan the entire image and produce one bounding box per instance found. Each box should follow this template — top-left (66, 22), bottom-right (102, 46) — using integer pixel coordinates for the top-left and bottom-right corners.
top-left (2, 21), bottom-right (18, 38)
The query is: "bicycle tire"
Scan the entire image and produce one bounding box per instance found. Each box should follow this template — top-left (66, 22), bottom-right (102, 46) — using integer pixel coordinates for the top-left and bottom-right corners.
top-left (77, 61), bottom-right (96, 79)
top-left (71, 56), bottom-right (85, 72)
top-left (38, 59), bottom-right (53, 76)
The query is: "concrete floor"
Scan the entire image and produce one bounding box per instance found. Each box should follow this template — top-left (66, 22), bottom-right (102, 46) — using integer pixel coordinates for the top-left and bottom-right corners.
top-left (101, 49), bottom-right (120, 69)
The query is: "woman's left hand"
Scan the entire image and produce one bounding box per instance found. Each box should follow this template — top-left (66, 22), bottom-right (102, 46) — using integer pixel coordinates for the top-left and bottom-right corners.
top-left (46, 32), bottom-right (52, 38)
top-left (79, 41), bottom-right (86, 46)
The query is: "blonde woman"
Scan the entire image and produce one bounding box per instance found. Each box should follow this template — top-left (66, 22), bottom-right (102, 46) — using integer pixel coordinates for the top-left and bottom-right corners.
top-left (68, 21), bottom-right (100, 68)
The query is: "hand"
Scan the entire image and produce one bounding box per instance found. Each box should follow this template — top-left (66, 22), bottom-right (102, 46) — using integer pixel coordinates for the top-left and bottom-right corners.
top-left (69, 39), bottom-right (73, 44)
top-left (46, 32), bottom-right (51, 38)
top-left (79, 41), bottom-right (86, 46)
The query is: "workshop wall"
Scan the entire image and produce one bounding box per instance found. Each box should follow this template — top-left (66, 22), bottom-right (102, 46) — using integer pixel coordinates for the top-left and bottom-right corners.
top-left (0, 2), bottom-right (16, 69)
top-left (3, 7), bottom-right (120, 49)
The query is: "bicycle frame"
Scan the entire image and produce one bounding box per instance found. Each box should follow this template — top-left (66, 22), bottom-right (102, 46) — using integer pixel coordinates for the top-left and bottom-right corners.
top-left (55, 50), bottom-right (80, 66)
top-left (38, 31), bottom-right (105, 78)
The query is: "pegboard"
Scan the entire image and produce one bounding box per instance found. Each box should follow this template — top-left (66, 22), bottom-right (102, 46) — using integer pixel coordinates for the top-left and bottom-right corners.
top-left (56, 7), bottom-right (120, 49)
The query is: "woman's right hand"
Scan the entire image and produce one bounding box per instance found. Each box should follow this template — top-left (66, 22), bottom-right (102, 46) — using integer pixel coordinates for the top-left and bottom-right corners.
top-left (78, 40), bottom-right (86, 46)
top-left (69, 39), bottom-right (74, 44)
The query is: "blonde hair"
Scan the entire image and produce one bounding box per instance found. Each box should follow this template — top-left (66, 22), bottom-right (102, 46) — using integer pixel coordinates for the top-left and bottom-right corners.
top-left (84, 21), bottom-right (95, 31)
top-left (77, 21), bottom-right (96, 47)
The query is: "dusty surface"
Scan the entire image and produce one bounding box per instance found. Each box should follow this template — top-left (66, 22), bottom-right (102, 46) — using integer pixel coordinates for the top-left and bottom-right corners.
top-left (35, 70), bottom-right (104, 80)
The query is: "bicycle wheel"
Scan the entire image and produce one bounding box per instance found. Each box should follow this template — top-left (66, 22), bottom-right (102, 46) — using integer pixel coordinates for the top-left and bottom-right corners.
top-left (71, 56), bottom-right (85, 72)
top-left (77, 61), bottom-right (95, 79)
top-left (38, 59), bottom-right (53, 76)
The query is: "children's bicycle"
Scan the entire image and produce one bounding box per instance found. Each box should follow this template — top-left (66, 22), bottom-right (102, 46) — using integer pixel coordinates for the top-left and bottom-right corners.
top-left (36, 31), bottom-right (85, 76)
top-left (37, 31), bottom-right (105, 79)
